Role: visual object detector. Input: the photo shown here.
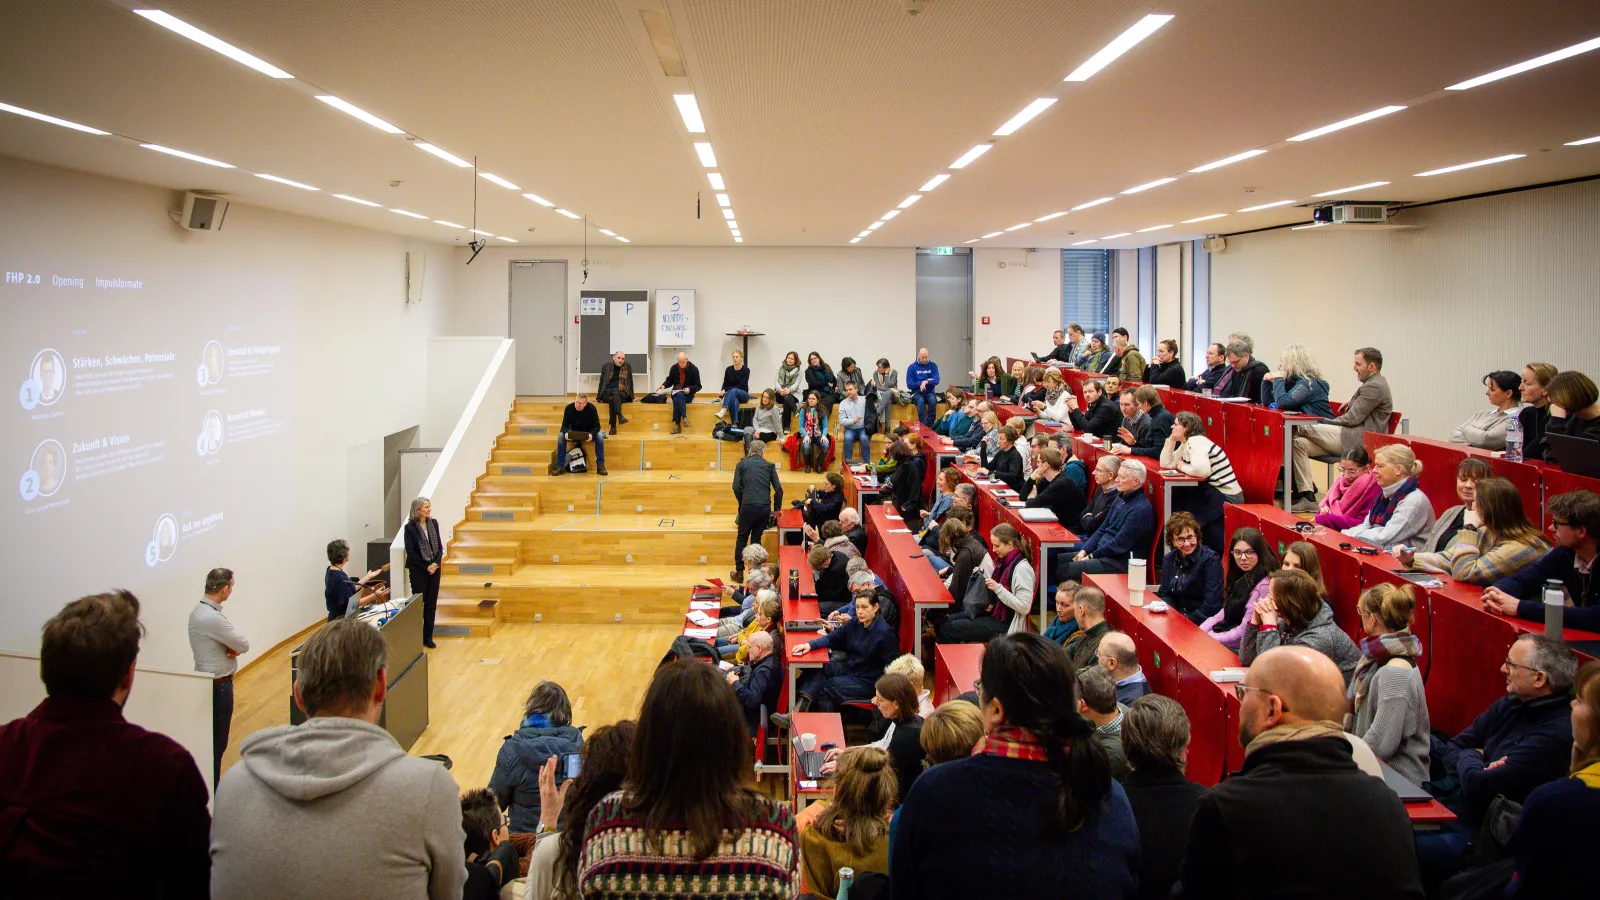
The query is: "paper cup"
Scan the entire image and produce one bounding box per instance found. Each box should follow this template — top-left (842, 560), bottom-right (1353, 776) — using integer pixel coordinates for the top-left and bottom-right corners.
top-left (800, 732), bottom-right (817, 752)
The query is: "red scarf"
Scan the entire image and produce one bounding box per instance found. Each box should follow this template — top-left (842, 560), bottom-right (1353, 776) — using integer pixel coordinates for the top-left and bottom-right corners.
top-left (989, 549), bottom-right (1025, 621)
top-left (971, 725), bottom-right (1063, 762)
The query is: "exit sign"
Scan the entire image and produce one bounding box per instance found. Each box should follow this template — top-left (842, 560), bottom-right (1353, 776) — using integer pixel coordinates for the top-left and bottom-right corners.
top-left (932, 246), bottom-right (954, 255)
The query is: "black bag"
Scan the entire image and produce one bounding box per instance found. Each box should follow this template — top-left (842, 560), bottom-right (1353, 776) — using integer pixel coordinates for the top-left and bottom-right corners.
top-left (711, 422), bottom-right (744, 443)
top-left (660, 635), bottom-right (719, 667)
top-left (639, 393), bottom-right (668, 404)
top-left (863, 392), bottom-right (881, 434)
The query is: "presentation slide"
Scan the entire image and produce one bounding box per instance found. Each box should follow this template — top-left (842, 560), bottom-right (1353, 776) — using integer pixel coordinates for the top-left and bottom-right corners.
top-left (4, 258), bottom-right (293, 658)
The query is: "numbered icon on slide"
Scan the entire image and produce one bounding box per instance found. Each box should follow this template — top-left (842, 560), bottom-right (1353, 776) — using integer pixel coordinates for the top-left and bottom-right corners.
top-left (196, 410), bottom-right (224, 456)
top-left (197, 340), bottom-right (225, 387)
top-left (18, 348), bottom-right (65, 410)
top-left (19, 439), bottom-right (66, 501)
top-left (146, 513), bottom-right (178, 568)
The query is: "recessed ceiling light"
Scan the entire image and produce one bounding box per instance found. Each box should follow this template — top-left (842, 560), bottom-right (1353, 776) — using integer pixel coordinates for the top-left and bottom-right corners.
top-left (715, 193), bottom-right (731, 207)
top-left (1238, 200), bottom-right (1296, 212)
top-left (416, 142), bottom-right (472, 167)
top-left (132, 9), bottom-right (293, 78)
top-left (0, 101), bottom-right (109, 135)
top-left (1072, 197), bottom-right (1114, 211)
top-left (391, 209), bottom-right (428, 219)
top-left (868, 222), bottom-right (885, 231)
top-left (1122, 177), bottom-right (1176, 194)
top-left (726, 220), bottom-right (738, 229)
top-left (140, 143), bottom-right (233, 168)
top-left (672, 94), bottom-right (706, 132)
top-left (882, 210), bottom-right (901, 220)
top-left (1065, 14), bottom-right (1174, 81)
top-left (496, 236), bottom-right (518, 243)
top-left (1071, 239), bottom-right (1099, 246)
top-left (850, 238), bottom-right (862, 244)
top-left (1446, 36), bottom-right (1600, 90)
top-left (707, 172), bottom-right (726, 189)
top-left (479, 173), bottom-right (519, 190)
top-left (1188, 149), bottom-right (1267, 173)
top-left (1035, 211), bottom-right (1069, 222)
top-left (470, 229), bottom-right (493, 236)
top-left (1566, 135), bottom-right (1600, 146)
top-left (1290, 222), bottom-right (1327, 231)
top-left (1181, 213), bottom-right (1228, 223)
top-left (616, 236), bottom-right (630, 243)
top-left (554, 208), bottom-right (581, 219)
top-left (314, 95), bottom-right (403, 134)
top-left (1137, 224), bottom-right (1172, 232)
top-left (721, 208), bottom-right (735, 220)
top-left (981, 231), bottom-right (1004, 238)
top-left (694, 142), bottom-right (717, 167)
top-left (1312, 181), bottom-right (1390, 197)
top-left (920, 174), bottom-right (950, 192)
top-left (730, 230), bottom-right (740, 237)
top-left (1415, 154), bottom-right (1525, 176)
top-left (255, 173), bottom-right (318, 190)
top-left (333, 193), bottom-right (381, 207)
top-left (963, 238), bottom-right (980, 243)
top-left (1005, 223), bottom-right (1031, 231)
top-left (949, 144), bottom-right (993, 168)
top-left (732, 237), bottom-right (742, 243)
top-left (993, 98), bottom-right (1058, 136)
top-left (599, 229), bottom-right (617, 236)
top-left (434, 220), bottom-right (465, 228)
top-left (898, 194), bottom-right (922, 209)
top-left (522, 193), bottom-right (555, 207)
top-left (858, 230), bottom-right (872, 238)
top-left (1288, 105), bottom-right (1406, 142)
top-left (1101, 233), bottom-right (1132, 239)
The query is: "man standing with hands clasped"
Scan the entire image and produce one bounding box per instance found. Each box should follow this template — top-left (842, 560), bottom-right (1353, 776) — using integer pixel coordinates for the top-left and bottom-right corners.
top-left (189, 567), bottom-right (249, 785)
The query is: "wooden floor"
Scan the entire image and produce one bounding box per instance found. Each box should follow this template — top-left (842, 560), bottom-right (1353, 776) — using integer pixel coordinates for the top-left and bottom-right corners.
top-left (226, 620), bottom-right (681, 791)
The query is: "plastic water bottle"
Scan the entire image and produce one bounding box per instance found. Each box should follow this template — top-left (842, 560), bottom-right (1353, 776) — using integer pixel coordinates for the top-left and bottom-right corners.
top-left (837, 867), bottom-right (854, 900)
top-left (1544, 579), bottom-right (1567, 639)
top-left (1504, 414), bottom-right (1524, 462)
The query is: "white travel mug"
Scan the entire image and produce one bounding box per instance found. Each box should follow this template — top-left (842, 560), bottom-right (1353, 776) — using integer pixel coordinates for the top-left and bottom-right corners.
top-left (1128, 558), bottom-right (1147, 607)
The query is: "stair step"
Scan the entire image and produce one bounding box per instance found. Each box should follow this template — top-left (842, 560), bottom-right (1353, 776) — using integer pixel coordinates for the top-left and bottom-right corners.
top-left (474, 491), bottom-right (542, 510)
top-left (440, 564), bottom-right (717, 624)
top-left (468, 505), bottom-right (536, 522)
top-left (433, 615), bottom-right (496, 638)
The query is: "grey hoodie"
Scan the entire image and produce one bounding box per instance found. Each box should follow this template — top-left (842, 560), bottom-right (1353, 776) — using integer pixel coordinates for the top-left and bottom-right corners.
top-left (211, 716), bottom-right (466, 900)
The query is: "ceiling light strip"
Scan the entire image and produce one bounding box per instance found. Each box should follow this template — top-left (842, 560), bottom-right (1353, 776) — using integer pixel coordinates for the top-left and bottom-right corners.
top-left (1065, 14), bottom-right (1174, 82)
top-left (1072, 197), bottom-right (1114, 211)
top-left (1311, 181), bottom-right (1390, 197)
top-left (673, 94), bottom-right (706, 132)
top-left (1181, 213), bottom-right (1228, 223)
top-left (919, 174), bottom-right (950, 192)
top-left (693, 142), bottom-right (717, 167)
top-left (0, 101), bottom-right (110, 135)
top-left (1414, 154), bottom-right (1525, 177)
top-left (314, 95), bottom-right (403, 133)
top-left (949, 144), bottom-right (993, 169)
top-left (523, 193), bottom-right (556, 207)
top-left (333, 193), bottom-right (381, 207)
top-left (1446, 36), bottom-right (1600, 90)
top-left (1288, 105), bottom-right (1406, 142)
top-left (255, 173), bottom-right (318, 190)
top-left (993, 98), bottom-right (1058, 136)
top-left (132, 10), bottom-right (293, 79)
top-left (1238, 200), bottom-right (1296, 212)
top-left (415, 142), bottom-right (472, 167)
top-left (1188, 149), bottom-right (1266, 173)
top-left (140, 143), bottom-right (233, 168)
top-left (1122, 177), bottom-right (1176, 194)
top-left (479, 173), bottom-right (520, 190)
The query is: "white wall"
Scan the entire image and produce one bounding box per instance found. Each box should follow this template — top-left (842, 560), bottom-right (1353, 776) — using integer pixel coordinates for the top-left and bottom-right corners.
top-left (972, 247), bottom-right (1061, 365)
top-left (1211, 179), bottom-right (1600, 438)
top-left (0, 155), bottom-right (454, 673)
top-left (424, 338), bottom-right (507, 445)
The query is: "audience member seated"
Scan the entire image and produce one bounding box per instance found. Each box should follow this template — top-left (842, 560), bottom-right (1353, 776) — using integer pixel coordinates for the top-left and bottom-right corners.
top-left (1078, 331), bottom-right (1112, 374)
top-left (1175, 646), bottom-right (1423, 898)
top-left (932, 387), bottom-right (970, 436)
top-left (491, 681), bottom-right (584, 834)
top-left (1115, 335), bottom-right (1147, 382)
top-left (836, 381), bottom-right (869, 466)
top-left (1099, 631), bottom-right (1152, 705)
top-left (1160, 512), bottom-right (1225, 623)
top-left (522, 721), bottom-right (634, 900)
top-left (716, 565), bottom-right (772, 638)
top-left (886, 700), bottom-right (987, 861)
top-left (1196, 527), bottom-right (1278, 649)
top-left (1261, 342), bottom-right (1334, 416)
top-left (1079, 456), bottom-right (1122, 535)
top-left (1051, 431), bottom-right (1090, 489)
top-left (1313, 446), bottom-right (1381, 530)
top-left (869, 357), bottom-right (899, 435)
top-left (729, 631), bottom-right (782, 736)
top-left (1062, 585), bottom-right (1112, 670)
top-left (978, 425), bottom-right (1027, 493)
top-left (792, 591), bottom-right (899, 711)
top-left (715, 349), bottom-right (751, 423)
top-left (1406, 476), bottom-right (1550, 586)
top-left (1483, 489), bottom-right (1600, 630)
top-left (1111, 385), bottom-right (1172, 459)
top-left (459, 788), bottom-right (519, 900)
top-left (1341, 443), bottom-right (1434, 550)
top-left (1114, 387), bottom-right (1146, 444)
top-left (969, 355), bottom-right (1013, 401)
top-left (748, 389), bottom-right (783, 444)
top-left (212, 618), bottom-right (466, 899)
top-left (776, 350), bottom-right (804, 430)
top-left (937, 523), bottom-right (1035, 643)
top-left (1023, 446), bottom-right (1088, 525)
top-left (795, 391), bottom-right (832, 473)
top-left (1507, 659), bottom-right (1600, 897)
top-left (1029, 367), bottom-right (1071, 422)
top-left (936, 517), bottom-right (991, 606)
top-left (1450, 370), bottom-right (1523, 450)
top-left (1346, 583), bottom-right (1429, 785)
top-left (1059, 460), bottom-right (1154, 582)
top-left (925, 465), bottom-right (961, 523)
top-left (801, 746), bottom-right (896, 899)
top-left (1239, 569), bottom-right (1361, 683)
top-left (803, 471), bottom-right (845, 528)
top-left (1515, 362), bottom-right (1557, 460)
top-left (885, 440), bottom-right (926, 529)
top-left (1016, 364), bottom-right (1047, 407)
top-left (597, 350), bottom-right (633, 435)
top-left (1117, 695), bottom-right (1204, 900)
top-left (809, 543), bottom-right (852, 616)
top-left (1215, 337), bottom-right (1268, 402)
top-left (838, 355), bottom-right (867, 400)
top-left (1412, 456), bottom-right (1494, 555)
top-left (1290, 347), bottom-right (1394, 511)
top-left (822, 674), bottom-right (926, 802)
top-left (549, 392), bottom-right (608, 476)
top-left (1033, 328), bottom-right (1077, 367)
top-left (810, 520), bottom-right (857, 561)
top-left (1184, 342), bottom-right (1227, 393)
top-left (1160, 411), bottom-right (1241, 549)
top-left (653, 351), bottom-right (702, 435)
top-left (578, 663), bottom-right (797, 898)
top-left (1042, 581), bottom-right (1080, 645)
top-left (907, 348), bottom-right (941, 427)
top-left (885, 654), bottom-right (935, 717)
top-left (1072, 378), bottom-right (1123, 440)
top-left (0, 590), bottom-right (211, 897)
top-left (921, 500), bottom-right (974, 573)
top-left (1077, 666), bottom-right (1131, 779)
top-left (804, 351), bottom-right (838, 417)
top-left (719, 592), bottom-right (781, 662)
top-left (892, 634), bottom-right (1137, 899)
top-left (839, 506), bottom-right (868, 555)
top-left (1143, 338), bottom-right (1186, 389)
top-left (1542, 370), bottom-right (1600, 460)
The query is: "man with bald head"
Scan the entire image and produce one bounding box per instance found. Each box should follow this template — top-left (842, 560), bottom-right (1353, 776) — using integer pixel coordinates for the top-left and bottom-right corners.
top-left (1174, 646), bottom-right (1422, 899)
top-left (729, 629), bottom-right (780, 737)
top-left (1096, 631), bottom-right (1151, 706)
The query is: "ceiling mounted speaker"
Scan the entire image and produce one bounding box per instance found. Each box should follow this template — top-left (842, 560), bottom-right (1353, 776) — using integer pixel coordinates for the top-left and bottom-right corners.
top-left (1202, 236), bottom-right (1227, 254)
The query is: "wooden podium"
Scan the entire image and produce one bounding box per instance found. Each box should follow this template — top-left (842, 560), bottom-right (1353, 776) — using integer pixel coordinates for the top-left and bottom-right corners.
top-left (288, 598), bottom-right (430, 750)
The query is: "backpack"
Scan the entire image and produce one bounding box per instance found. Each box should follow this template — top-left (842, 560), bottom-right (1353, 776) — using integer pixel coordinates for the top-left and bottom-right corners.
top-left (566, 443), bottom-right (587, 473)
top-left (863, 393), bottom-right (881, 433)
top-left (711, 421), bottom-right (744, 443)
top-left (660, 635), bottom-right (718, 667)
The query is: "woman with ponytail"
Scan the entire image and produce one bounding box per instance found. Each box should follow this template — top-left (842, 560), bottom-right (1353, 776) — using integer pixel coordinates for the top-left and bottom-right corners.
top-left (1346, 583), bottom-right (1429, 784)
top-left (800, 746), bottom-right (896, 899)
top-left (935, 523), bottom-right (1035, 642)
top-left (890, 633), bottom-right (1138, 899)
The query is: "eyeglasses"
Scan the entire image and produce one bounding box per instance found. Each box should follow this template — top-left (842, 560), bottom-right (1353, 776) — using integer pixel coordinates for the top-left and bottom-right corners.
top-left (1234, 683), bottom-right (1273, 702)
top-left (1502, 657), bottom-right (1541, 674)
top-left (1551, 519), bottom-right (1573, 530)
top-left (1232, 548), bottom-right (1258, 558)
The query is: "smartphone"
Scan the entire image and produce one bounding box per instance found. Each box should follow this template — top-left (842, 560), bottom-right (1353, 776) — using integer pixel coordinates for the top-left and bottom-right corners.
top-left (559, 751), bottom-right (582, 781)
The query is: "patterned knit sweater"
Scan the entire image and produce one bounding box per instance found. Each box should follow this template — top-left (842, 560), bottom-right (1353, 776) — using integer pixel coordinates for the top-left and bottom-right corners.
top-left (578, 790), bottom-right (798, 899)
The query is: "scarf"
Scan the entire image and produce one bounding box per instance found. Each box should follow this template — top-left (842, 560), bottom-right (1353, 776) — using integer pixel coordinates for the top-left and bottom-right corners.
top-left (1243, 719), bottom-right (1345, 758)
top-left (1574, 759), bottom-right (1600, 788)
top-left (1368, 477), bottom-right (1419, 527)
top-left (1345, 631), bottom-right (1423, 725)
top-left (520, 712), bottom-right (551, 730)
top-left (801, 406), bottom-right (821, 436)
top-left (1045, 385), bottom-right (1066, 407)
top-left (1214, 365), bottom-right (1234, 394)
top-left (779, 363), bottom-right (800, 387)
top-left (971, 725), bottom-right (1061, 762)
top-left (989, 548), bottom-right (1025, 621)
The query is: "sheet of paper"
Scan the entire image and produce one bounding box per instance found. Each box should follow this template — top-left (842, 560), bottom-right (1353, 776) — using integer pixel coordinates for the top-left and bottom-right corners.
top-left (689, 600), bottom-right (719, 611)
top-left (885, 514), bottom-right (902, 520)
top-left (686, 610), bottom-right (718, 627)
top-left (888, 528), bottom-right (912, 534)
top-left (683, 627), bottom-right (717, 639)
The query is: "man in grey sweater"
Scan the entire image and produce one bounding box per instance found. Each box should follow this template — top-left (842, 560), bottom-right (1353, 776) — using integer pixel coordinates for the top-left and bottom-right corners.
top-left (1290, 347), bottom-right (1394, 512)
top-left (211, 618), bottom-right (465, 899)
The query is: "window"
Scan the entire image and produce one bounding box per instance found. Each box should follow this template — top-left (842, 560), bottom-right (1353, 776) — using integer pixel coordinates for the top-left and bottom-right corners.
top-left (1061, 249), bottom-right (1111, 334)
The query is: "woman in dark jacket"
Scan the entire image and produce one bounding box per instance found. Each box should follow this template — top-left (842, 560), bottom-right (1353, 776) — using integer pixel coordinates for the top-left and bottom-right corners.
top-left (865, 673), bottom-right (926, 804)
top-left (403, 496), bottom-right (444, 648)
top-left (793, 590), bottom-right (900, 710)
top-left (1069, 380), bottom-right (1121, 439)
top-left (715, 349), bottom-right (751, 423)
top-left (1142, 340), bottom-right (1187, 390)
top-left (1158, 513), bottom-right (1224, 624)
top-left (886, 440), bottom-right (924, 530)
top-left (489, 681), bottom-right (584, 834)
top-left (803, 471), bottom-right (845, 529)
top-left (979, 425), bottom-right (1027, 494)
top-left (938, 519), bottom-right (990, 615)
top-left (805, 350), bottom-right (838, 416)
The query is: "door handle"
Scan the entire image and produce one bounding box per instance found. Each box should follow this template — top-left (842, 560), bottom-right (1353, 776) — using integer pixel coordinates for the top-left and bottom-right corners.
top-left (555, 335), bottom-right (563, 343)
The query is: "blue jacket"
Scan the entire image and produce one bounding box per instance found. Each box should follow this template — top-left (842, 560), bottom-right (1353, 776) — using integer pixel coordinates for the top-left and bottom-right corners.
top-left (1508, 768), bottom-right (1600, 897)
top-left (1083, 489), bottom-right (1155, 563)
top-left (1268, 375), bottom-right (1334, 417)
top-left (1439, 692), bottom-right (1573, 826)
top-left (907, 360), bottom-right (941, 396)
top-left (733, 652), bottom-right (782, 736)
top-left (1492, 546), bottom-right (1600, 632)
top-left (1128, 403), bottom-right (1174, 459)
top-left (1185, 363), bottom-right (1225, 393)
top-left (1160, 545), bottom-right (1225, 622)
top-left (489, 722), bottom-right (584, 833)
top-left (935, 410), bottom-right (971, 437)
top-left (811, 614), bottom-right (898, 682)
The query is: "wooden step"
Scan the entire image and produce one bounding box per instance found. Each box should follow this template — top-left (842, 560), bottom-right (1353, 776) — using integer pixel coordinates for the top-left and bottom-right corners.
top-left (444, 557), bottom-right (516, 576)
top-left (433, 615), bottom-right (496, 638)
top-left (474, 491), bottom-right (542, 510)
top-left (447, 539), bottom-right (521, 557)
top-left (439, 564), bottom-right (718, 624)
top-left (517, 514), bottom-right (738, 566)
top-left (467, 505), bottom-right (536, 522)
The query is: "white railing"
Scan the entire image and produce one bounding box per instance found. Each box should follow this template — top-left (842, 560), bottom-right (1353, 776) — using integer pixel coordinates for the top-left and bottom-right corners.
top-left (392, 338), bottom-right (515, 595)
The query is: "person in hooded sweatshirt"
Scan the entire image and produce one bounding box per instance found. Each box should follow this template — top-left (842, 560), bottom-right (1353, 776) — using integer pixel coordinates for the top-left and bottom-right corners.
top-left (210, 618), bottom-right (466, 899)
top-left (489, 681), bottom-right (584, 832)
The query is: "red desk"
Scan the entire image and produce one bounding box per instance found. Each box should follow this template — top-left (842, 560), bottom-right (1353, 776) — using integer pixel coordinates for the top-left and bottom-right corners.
top-left (864, 504), bottom-right (953, 655)
top-left (1190, 396), bottom-right (1229, 447)
top-left (993, 403), bottom-right (1034, 427)
top-left (1250, 406), bottom-right (1319, 511)
top-left (779, 546), bottom-right (824, 708)
top-left (911, 423), bottom-right (964, 473)
top-left (790, 712), bottom-right (846, 808)
top-left (934, 643), bottom-right (984, 705)
top-left (777, 508), bottom-right (805, 545)
top-left (1542, 466), bottom-right (1600, 529)
top-left (955, 465), bottom-right (1078, 627)
top-left (841, 469), bottom-right (885, 518)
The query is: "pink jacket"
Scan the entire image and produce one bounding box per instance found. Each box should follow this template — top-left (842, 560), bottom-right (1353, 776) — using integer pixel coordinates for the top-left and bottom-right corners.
top-left (1198, 578), bottom-right (1271, 651)
top-left (1314, 471), bottom-right (1381, 530)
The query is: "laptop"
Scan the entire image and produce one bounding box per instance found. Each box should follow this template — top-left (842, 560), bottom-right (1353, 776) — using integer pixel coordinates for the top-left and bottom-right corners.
top-left (1378, 759), bottom-right (1433, 803)
top-left (1020, 508), bottom-right (1059, 523)
top-left (1545, 432), bottom-right (1600, 478)
top-left (791, 735), bottom-right (826, 779)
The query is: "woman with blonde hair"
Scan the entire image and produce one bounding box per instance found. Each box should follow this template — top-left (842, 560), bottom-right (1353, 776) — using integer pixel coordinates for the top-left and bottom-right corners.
top-left (1515, 361), bottom-right (1559, 460)
top-left (1506, 659), bottom-right (1600, 894)
top-left (800, 746), bottom-right (896, 899)
top-left (1262, 343), bottom-right (1333, 415)
top-left (885, 653), bottom-right (934, 716)
top-left (1346, 583), bottom-right (1429, 784)
top-left (1343, 444), bottom-right (1434, 551)
top-left (1404, 477), bottom-right (1550, 585)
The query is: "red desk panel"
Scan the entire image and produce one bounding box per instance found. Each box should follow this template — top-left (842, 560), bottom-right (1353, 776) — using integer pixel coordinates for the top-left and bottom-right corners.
top-left (1542, 466), bottom-right (1600, 529)
top-left (865, 504), bottom-right (953, 655)
top-left (934, 643), bottom-right (984, 705)
top-left (1191, 396), bottom-right (1228, 447)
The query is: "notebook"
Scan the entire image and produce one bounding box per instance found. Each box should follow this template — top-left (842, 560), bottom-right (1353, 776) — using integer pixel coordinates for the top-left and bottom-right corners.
top-left (1020, 508), bottom-right (1057, 522)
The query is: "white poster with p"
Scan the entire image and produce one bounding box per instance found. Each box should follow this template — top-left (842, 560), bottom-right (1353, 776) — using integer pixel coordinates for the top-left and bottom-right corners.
top-left (654, 289), bottom-right (695, 347)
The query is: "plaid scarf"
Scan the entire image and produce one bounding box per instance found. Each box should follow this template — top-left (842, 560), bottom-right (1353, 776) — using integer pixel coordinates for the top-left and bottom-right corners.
top-left (1367, 477), bottom-right (1418, 527)
top-left (989, 549), bottom-right (1025, 621)
top-left (971, 725), bottom-right (1060, 762)
top-left (1344, 631), bottom-right (1423, 726)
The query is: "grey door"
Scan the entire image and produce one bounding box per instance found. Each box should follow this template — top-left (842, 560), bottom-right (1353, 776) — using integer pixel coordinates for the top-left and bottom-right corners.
top-left (915, 249), bottom-right (972, 390)
top-left (509, 260), bottom-right (567, 395)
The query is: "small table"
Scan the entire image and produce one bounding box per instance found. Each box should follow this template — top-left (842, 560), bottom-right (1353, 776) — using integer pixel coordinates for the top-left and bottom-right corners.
top-left (725, 332), bottom-right (765, 362)
top-left (790, 711), bottom-right (846, 808)
top-left (841, 469), bottom-right (885, 517)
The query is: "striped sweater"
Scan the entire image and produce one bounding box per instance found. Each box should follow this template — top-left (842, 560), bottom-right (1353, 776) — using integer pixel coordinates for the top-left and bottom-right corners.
top-left (1415, 528), bottom-right (1550, 586)
top-left (578, 790), bottom-right (798, 900)
top-left (1160, 435), bottom-right (1242, 497)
